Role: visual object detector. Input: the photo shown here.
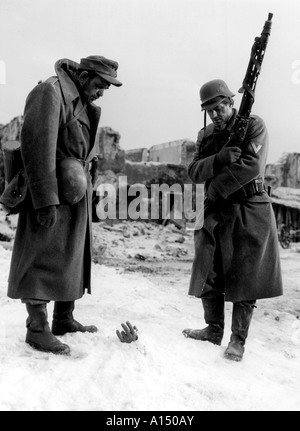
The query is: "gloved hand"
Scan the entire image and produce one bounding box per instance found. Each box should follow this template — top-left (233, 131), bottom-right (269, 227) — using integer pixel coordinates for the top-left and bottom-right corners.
top-left (116, 321), bottom-right (138, 343)
top-left (36, 205), bottom-right (57, 228)
top-left (215, 146), bottom-right (242, 166)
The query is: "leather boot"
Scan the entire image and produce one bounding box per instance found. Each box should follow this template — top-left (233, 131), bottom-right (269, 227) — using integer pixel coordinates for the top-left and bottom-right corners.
top-left (52, 301), bottom-right (98, 336)
top-left (224, 301), bottom-right (255, 362)
top-left (25, 304), bottom-right (70, 355)
top-left (183, 296), bottom-right (224, 345)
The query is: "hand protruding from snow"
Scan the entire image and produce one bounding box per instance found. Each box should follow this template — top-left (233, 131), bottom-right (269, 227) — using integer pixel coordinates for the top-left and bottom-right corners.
top-left (116, 321), bottom-right (138, 343)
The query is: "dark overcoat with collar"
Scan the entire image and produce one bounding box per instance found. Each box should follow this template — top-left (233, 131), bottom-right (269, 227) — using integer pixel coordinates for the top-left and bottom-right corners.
top-left (7, 59), bottom-right (101, 301)
top-left (188, 110), bottom-right (283, 302)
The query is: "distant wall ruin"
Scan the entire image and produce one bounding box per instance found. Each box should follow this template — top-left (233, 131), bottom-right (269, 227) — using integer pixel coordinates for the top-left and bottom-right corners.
top-left (96, 126), bottom-right (126, 173)
top-left (265, 152), bottom-right (300, 190)
top-left (1, 115), bottom-right (300, 226)
top-left (125, 139), bottom-right (196, 166)
top-left (0, 116), bottom-right (24, 193)
top-left (125, 148), bottom-right (148, 163)
top-left (148, 139), bottom-right (196, 166)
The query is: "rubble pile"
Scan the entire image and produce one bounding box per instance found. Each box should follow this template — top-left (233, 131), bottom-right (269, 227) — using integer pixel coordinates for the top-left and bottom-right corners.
top-left (0, 208), bottom-right (194, 276)
top-left (92, 220), bottom-right (193, 273)
top-left (0, 209), bottom-right (17, 250)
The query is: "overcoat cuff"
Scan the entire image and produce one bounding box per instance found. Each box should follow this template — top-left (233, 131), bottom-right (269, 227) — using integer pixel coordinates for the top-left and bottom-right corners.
top-left (29, 179), bottom-right (60, 209)
top-left (188, 154), bottom-right (216, 183)
top-left (207, 167), bottom-right (242, 201)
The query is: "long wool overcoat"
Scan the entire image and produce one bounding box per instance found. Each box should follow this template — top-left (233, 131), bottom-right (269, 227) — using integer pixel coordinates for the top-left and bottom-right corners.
top-left (7, 59), bottom-right (101, 301)
top-left (188, 110), bottom-right (283, 302)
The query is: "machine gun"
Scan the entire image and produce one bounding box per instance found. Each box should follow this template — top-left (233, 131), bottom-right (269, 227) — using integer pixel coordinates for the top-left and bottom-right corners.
top-left (228, 13), bottom-right (273, 147)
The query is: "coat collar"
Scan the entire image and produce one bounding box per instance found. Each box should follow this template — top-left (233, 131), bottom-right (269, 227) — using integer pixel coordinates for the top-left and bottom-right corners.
top-left (55, 59), bottom-right (81, 106)
top-left (54, 58), bottom-right (101, 127)
top-left (225, 108), bottom-right (237, 133)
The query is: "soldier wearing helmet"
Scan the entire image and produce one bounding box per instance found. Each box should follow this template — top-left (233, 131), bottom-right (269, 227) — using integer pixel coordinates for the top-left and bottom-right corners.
top-left (6, 56), bottom-right (122, 355)
top-left (200, 79), bottom-right (234, 110)
top-left (183, 79), bottom-right (283, 362)
top-left (200, 79), bottom-right (236, 130)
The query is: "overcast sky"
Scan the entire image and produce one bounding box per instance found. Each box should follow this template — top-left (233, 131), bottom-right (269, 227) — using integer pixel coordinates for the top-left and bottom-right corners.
top-left (0, 0), bottom-right (299, 163)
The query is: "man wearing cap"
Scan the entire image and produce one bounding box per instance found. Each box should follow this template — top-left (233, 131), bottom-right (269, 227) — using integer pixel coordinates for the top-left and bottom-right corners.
top-left (183, 79), bottom-right (282, 361)
top-left (7, 56), bottom-right (122, 355)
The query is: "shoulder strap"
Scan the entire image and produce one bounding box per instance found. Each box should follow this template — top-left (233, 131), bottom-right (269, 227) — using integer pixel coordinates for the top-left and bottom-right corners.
top-left (203, 123), bottom-right (214, 138)
top-left (43, 76), bottom-right (59, 85)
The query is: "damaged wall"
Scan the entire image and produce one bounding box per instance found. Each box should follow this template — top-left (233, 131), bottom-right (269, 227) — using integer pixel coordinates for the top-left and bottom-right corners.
top-left (265, 153), bottom-right (300, 190)
top-left (148, 139), bottom-right (196, 166)
top-left (125, 148), bottom-right (148, 163)
top-left (0, 116), bottom-right (23, 193)
top-left (125, 139), bottom-right (196, 165)
top-left (96, 127), bottom-right (126, 173)
top-left (94, 158), bottom-right (200, 224)
top-left (3, 114), bottom-right (300, 226)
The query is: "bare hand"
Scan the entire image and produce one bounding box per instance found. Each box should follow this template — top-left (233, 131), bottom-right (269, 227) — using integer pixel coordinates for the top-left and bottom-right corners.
top-left (116, 321), bottom-right (138, 343)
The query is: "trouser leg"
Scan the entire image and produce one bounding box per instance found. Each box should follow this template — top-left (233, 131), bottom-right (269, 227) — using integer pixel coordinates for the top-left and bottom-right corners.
top-left (200, 227), bottom-right (225, 342)
top-left (202, 296), bottom-right (225, 331)
top-left (183, 228), bottom-right (225, 345)
top-left (21, 298), bottom-right (50, 305)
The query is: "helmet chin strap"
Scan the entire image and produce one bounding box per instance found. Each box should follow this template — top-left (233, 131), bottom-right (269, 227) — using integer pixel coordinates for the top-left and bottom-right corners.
top-left (204, 110), bottom-right (207, 131)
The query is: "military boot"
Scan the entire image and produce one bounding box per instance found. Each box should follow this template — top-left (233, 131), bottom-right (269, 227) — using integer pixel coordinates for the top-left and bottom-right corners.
top-left (25, 304), bottom-right (70, 355)
top-left (183, 297), bottom-right (225, 345)
top-left (52, 301), bottom-right (98, 336)
top-left (224, 301), bottom-right (255, 362)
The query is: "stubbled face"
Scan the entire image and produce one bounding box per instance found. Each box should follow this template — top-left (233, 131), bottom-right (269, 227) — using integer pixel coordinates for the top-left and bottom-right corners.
top-left (207, 102), bottom-right (233, 130)
top-left (79, 73), bottom-right (111, 102)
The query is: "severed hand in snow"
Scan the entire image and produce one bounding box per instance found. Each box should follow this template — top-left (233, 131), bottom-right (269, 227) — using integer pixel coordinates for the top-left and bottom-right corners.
top-left (116, 321), bottom-right (138, 343)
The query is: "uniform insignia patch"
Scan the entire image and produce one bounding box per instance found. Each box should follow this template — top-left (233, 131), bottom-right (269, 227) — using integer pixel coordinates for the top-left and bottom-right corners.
top-left (251, 143), bottom-right (262, 154)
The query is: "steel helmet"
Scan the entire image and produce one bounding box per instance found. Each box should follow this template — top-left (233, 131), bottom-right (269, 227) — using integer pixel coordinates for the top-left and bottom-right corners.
top-left (199, 79), bottom-right (235, 111)
top-left (57, 157), bottom-right (88, 205)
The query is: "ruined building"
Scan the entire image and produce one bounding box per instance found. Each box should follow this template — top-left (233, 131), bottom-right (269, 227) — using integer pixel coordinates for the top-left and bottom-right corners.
top-left (124, 139), bottom-right (196, 165)
top-left (265, 152), bottom-right (300, 189)
top-left (0, 118), bottom-right (198, 225)
top-left (265, 153), bottom-right (300, 238)
top-left (0, 116), bottom-right (23, 193)
top-left (1, 115), bottom-right (300, 233)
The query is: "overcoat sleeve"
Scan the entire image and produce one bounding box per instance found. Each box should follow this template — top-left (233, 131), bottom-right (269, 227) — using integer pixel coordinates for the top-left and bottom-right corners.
top-left (207, 115), bottom-right (268, 202)
top-left (187, 126), bottom-right (218, 183)
top-left (21, 81), bottom-right (61, 210)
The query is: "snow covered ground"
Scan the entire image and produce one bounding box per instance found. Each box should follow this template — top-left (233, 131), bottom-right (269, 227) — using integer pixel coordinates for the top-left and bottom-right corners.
top-left (0, 214), bottom-right (300, 411)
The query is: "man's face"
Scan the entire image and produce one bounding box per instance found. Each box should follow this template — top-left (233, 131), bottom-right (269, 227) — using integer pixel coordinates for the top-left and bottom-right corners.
top-left (80, 74), bottom-right (111, 102)
top-left (207, 102), bottom-right (233, 130)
